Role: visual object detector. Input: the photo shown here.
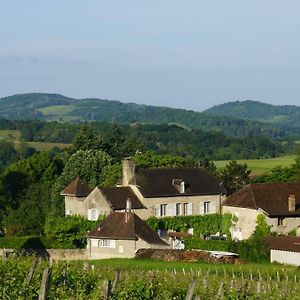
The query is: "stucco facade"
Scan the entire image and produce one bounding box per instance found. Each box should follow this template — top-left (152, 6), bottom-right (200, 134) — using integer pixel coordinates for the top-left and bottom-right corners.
top-left (223, 205), bottom-right (300, 240)
top-left (88, 237), bottom-right (168, 259)
top-left (270, 249), bottom-right (300, 266)
top-left (65, 188), bottom-right (111, 220)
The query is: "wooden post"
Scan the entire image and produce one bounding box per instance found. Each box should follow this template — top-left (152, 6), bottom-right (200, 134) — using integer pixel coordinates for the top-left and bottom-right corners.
top-left (185, 279), bottom-right (197, 300)
top-left (27, 259), bottom-right (37, 284)
top-left (38, 267), bottom-right (51, 300)
top-left (103, 279), bottom-right (111, 300)
top-left (217, 281), bottom-right (224, 298)
top-left (112, 268), bottom-right (122, 292)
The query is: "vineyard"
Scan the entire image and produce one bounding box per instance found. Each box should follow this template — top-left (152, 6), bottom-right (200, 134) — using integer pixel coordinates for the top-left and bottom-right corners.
top-left (1, 257), bottom-right (300, 299)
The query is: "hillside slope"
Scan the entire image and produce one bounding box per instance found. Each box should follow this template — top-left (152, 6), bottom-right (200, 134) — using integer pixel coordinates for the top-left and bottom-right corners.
top-left (204, 100), bottom-right (300, 129)
top-left (0, 93), bottom-right (294, 138)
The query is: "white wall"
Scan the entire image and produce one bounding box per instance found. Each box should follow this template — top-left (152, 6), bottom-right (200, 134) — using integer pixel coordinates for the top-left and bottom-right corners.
top-left (222, 206), bottom-right (260, 240)
top-left (271, 249), bottom-right (300, 266)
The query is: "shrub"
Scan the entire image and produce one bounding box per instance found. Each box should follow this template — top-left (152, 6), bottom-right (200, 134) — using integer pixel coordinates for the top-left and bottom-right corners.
top-left (146, 214), bottom-right (233, 238)
top-left (44, 215), bottom-right (103, 248)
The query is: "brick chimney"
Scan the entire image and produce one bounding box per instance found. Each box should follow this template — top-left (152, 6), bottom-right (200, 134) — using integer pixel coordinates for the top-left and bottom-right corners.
top-left (288, 195), bottom-right (296, 212)
top-left (122, 158), bottom-right (136, 186)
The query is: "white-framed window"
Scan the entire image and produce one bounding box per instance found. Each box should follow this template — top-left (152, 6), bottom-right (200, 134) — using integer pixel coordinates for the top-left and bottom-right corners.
top-left (88, 209), bottom-right (99, 221)
top-left (160, 204), bottom-right (167, 216)
top-left (176, 203), bottom-right (181, 216)
top-left (204, 202), bottom-right (211, 214)
top-left (278, 218), bottom-right (285, 226)
top-left (183, 203), bottom-right (188, 215)
top-left (98, 239), bottom-right (116, 248)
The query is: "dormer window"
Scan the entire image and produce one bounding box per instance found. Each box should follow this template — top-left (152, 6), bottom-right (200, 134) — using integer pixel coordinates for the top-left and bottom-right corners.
top-left (172, 179), bottom-right (185, 193)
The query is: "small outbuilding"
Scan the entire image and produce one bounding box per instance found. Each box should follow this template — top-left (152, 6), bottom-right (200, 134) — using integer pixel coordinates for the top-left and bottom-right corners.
top-left (266, 236), bottom-right (300, 266)
top-left (87, 200), bottom-right (169, 259)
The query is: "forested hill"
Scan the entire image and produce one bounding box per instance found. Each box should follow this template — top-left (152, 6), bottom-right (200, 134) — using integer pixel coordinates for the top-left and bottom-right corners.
top-left (0, 93), bottom-right (295, 138)
top-left (204, 100), bottom-right (300, 129)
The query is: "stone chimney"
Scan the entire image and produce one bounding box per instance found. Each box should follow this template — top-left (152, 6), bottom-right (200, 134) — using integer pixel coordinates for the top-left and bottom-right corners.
top-left (288, 195), bottom-right (296, 212)
top-left (122, 158), bottom-right (136, 186)
top-left (125, 198), bottom-right (132, 223)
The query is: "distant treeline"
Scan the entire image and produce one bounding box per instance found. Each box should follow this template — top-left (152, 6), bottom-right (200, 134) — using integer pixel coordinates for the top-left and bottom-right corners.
top-left (0, 119), bottom-right (295, 160)
top-left (0, 93), bottom-right (296, 138)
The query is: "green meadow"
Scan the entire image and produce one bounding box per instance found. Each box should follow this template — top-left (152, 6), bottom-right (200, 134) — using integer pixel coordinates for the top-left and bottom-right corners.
top-left (0, 129), bottom-right (21, 141)
top-left (214, 155), bottom-right (297, 175)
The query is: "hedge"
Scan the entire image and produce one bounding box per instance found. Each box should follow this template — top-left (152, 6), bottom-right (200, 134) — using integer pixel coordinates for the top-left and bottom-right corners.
top-left (0, 236), bottom-right (67, 249)
top-left (185, 238), bottom-right (238, 252)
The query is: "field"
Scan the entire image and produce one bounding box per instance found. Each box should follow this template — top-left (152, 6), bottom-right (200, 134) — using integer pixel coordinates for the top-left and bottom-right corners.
top-left (0, 257), bottom-right (299, 299)
top-left (14, 141), bottom-right (70, 151)
top-left (36, 105), bottom-right (75, 116)
top-left (0, 129), bottom-right (70, 151)
top-left (0, 129), bottom-right (21, 141)
top-left (214, 155), bottom-right (297, 175)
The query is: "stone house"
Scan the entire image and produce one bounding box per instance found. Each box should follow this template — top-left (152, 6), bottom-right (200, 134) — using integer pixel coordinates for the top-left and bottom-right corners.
top-left (62, 159), bottom-right (226, 220)
top-left (62, 177), bottom-right (146, 221)
top-left (87, 201), bottom-right (169, 259)
top-left (266, 236), bottom-right (300, 266)
top-left (122, 159), bottom-right (227, 219)
top-left (222, 182), bottom-right (300, 240)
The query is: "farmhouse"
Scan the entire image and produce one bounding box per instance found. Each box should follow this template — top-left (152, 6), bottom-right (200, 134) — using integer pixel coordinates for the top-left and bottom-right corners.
top-left (62, 177), bottom-right (146, 220)
top-left (87, 200), bottom-right (169, 259)
top-left (266, 236), bottom-right (300, 266)
top-left (223, 182), bottom-right (300, 240)
top-left (122, 158), bottom-right (226, 218)
top-left (62, 159), bottom-right (226, 220)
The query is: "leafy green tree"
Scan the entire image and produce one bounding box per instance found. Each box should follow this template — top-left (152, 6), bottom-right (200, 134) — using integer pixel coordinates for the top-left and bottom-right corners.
top-left (70, 124), bottom-right (103, 153)
top-left (133, 151), bottom-right (197, 168)
top-left (218, 160), bottom-right (251, 195)
top-left (44, 215), bottom-right (103, 248)
top-left (0, 141), bottom-right (17, 172)
top-left (0, 152), bottom-right (63, 235)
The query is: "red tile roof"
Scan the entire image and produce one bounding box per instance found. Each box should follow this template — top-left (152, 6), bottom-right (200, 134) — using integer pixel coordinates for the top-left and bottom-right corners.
top-left (61, 176), bottom-right (92, 197)
top-left (88, 212), bottom-right (168, 246)
top-left (223, 182), bottom-right (300, 217)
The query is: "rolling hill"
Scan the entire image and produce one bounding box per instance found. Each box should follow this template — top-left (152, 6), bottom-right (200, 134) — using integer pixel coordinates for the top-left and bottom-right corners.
top-left (204, 100), bottom-right (300, 129)
top-left (0, 93), bottom-right (296, 138)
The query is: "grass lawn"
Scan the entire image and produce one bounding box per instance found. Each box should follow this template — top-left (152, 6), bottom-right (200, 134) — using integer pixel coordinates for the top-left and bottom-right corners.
top-left (90, 258), bottom-right (299, 274)
top-left (214, 155), bottom-right (297, 175)
top-left (0, 129), bottom-right (21, 141)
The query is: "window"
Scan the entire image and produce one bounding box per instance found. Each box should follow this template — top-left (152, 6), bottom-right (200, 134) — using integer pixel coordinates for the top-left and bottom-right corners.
top-left (183, 203), bottom-right (188, 215)
top-left (204, 202), bottom-right (211, 214)
top-left (176, 203), bottom-right (181, 216)
top-left (98, 239), bottom-right (116, 248)
top-left (88, 209), bottom-right (99, 221)
top-left (278, 218), bottom-right (284, 226)
top-left (160, 204), bottom-right (167, 216)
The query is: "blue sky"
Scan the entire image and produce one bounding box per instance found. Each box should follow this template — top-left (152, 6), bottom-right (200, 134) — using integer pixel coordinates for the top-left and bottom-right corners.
top-left (1, 1), bottom-right (300, 111)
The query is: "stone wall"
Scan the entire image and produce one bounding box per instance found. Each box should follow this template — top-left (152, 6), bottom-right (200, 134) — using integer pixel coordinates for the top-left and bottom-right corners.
top-left (0, 248), bottom-right (88, 261)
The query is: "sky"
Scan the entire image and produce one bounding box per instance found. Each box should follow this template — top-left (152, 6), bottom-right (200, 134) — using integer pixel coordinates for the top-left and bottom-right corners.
top-left (0, 0), bottom-right (300, 111)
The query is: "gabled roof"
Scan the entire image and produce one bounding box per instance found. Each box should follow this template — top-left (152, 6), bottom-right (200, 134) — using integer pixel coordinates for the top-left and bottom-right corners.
top-left (87, 212), bottom-right (168, 246)
top-left (223, 182), bottom-right (300, 217)
top-left (61, 176), bottom-right (92, 197)
top-left (101, 186), bottom-right (144, 210)
top-left (134, 167), bottom-right (226, 197)
top-left (266, 236), bottom-right (300, 253)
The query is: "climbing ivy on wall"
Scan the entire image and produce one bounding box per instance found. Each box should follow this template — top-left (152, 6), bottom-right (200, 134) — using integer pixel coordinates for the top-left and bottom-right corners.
top-left (146, 214), bottom-right (234, 238)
